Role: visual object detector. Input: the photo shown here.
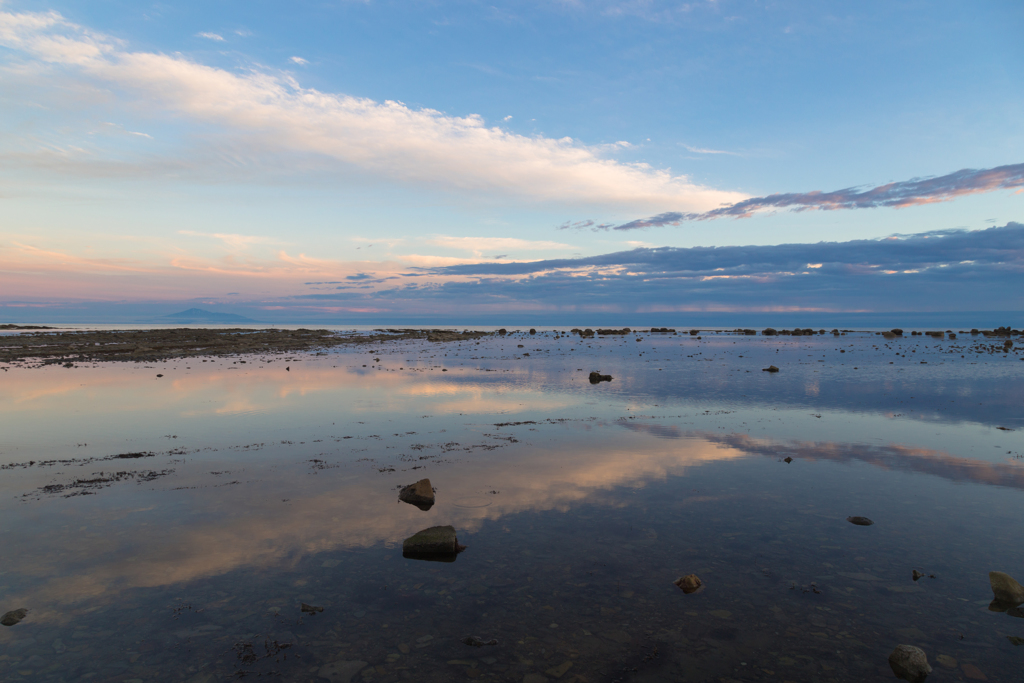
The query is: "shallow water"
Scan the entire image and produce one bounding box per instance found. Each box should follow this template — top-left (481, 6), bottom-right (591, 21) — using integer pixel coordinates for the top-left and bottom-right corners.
top-left (0, 329), bottom-right (1022, 682)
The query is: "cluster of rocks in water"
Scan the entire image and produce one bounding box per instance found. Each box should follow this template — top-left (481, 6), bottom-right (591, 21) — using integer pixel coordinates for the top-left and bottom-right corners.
top-left (396, 479), bottom-right (467, 562)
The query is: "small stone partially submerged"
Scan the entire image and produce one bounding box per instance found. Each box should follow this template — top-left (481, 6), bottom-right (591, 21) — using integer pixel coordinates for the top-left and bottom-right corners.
top-left (847, 516), bottom-right (874, 526)
top-left (462, 636), bottom-right (498, 647)
top-left (589, 371), bottom-right (613, 383)
top-left (398, 478), bottom-right (435, 510)
top-left (673, 574), bottom-right (702, 594)
top-left (301, 603), bottom-right (323, 614)
top-left (989, 571), bottom-right (1024, 610)
top-left (402, 525), bottom-right (466, 561)
top-left (318, 659), bottom-right (369, 683)
top-left (1, 608), bottom-right (28, 626)
top-left (762, 365), bottom-right (779, 372)
top-left (783, 456), bottom-right (793, 463)
top-left (888, 644), bottom-right (932, 682)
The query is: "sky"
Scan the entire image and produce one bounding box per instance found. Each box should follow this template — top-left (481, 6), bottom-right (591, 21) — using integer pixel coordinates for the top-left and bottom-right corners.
top-left (1, 0), bottom-right (1022, 324)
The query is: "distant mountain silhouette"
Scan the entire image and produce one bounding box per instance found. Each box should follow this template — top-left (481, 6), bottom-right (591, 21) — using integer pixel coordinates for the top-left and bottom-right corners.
top-left (161, 308), bottom-right (257, 323)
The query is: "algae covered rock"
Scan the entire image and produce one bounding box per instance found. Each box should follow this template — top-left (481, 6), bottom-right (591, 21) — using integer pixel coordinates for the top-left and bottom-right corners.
top-left (399, 479), bottom-right (435, 510)
top-left (989, 571), bottom-right (1024, 609)
top-left (673, 574), bottom-right (702, 594)
top-left (1, 608), bottom-right (28, 626)
top-left (888, 644), bottom-right (932, 682)
top-left (403, 525), bottom-right (466, 560)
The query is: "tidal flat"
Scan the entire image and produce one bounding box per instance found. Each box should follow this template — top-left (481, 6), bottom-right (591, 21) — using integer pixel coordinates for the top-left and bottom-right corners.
top-left (0, 327), bottom-right (1022, 682)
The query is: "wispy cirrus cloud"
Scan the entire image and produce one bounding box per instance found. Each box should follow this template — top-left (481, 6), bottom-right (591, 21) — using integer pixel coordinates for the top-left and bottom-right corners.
top-left (195, 32), bottom-right (225, 41)
top-left (0, 7), bottom-right (744, 211)
top-left (603, 162), bottom-right (1024, 230)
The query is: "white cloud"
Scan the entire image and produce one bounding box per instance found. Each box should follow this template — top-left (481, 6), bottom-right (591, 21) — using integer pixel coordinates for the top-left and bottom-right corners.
top-left (0, 7), bottom-right (748, 212)
top-left (196, 32), bottom-right (225, 42)
top-left (425, 235), bottom-right (573, 258)
top-left (682, 144), bottom-right (740, 156)
top-left (289, 56), bottom-right (308, 65)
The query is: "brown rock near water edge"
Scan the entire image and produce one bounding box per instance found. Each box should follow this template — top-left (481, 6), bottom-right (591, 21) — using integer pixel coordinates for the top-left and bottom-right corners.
top-left (673, 574), bottom-right (702, 594)
top-left (589, 371), bottom-right (613, 383)
top-left (399, 478), bottom-right (435, 510)
top-left (403, 525), bottom-right (466, 559)
top-left (988, 571), bottom-right (1024, 607)
top-left (300, 603), bottom-right (323, 614)
top-left (1, 608), bottom-right (28, 626)
top-left (847, 516), bottom-right (874, 526)
top-left (762, 365), bottom-right (779, 372)
top-left (888, 644), bottom-right (932, 682)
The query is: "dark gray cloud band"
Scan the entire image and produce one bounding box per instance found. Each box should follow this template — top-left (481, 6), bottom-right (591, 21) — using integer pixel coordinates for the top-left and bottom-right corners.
top-left (603, 162), bottom-right (1024, 230)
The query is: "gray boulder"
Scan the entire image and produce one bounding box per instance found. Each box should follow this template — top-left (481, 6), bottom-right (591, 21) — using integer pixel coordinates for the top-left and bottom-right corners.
top-left (888, 644), bottom-right (931, 682)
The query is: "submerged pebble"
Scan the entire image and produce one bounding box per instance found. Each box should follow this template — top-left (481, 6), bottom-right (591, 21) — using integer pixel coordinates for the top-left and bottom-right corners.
top-left (847, 516), bottom-right (874, 526)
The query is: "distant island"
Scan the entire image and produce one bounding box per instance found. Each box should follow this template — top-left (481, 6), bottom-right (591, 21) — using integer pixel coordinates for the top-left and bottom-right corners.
top-left (160, 308), bottom-right (257, 323)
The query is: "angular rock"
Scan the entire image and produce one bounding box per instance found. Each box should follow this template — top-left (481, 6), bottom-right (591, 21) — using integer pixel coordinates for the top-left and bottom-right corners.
top-left (588, 371), bottom-right (612, 383)
top-left (762, 365), bottom-right (779, 372)
top-left (0, 608), bottom-right (27, 626)
top-left (463, 636), bottom-right (498, 647)
top-left (847, 516), bottom-right (874, 526)
top-left (673, 574), bottom-right (702, 594)
top-left (403, 525), bottom-right (466, 560)
top-left (318, 659), bottom-right (368, 683)
top-left (399, 479), bottom-right (435, 510)
top-left (783, 456), bottom-right (793, 463)
top-left (912, 570), bottom-right (925, 581)
top-left (301, 603), bottom-right (323, 614)
top-left (989, 571), bottom-right (1024, 606)
top-left (888, 644), bottom-right (932, 682)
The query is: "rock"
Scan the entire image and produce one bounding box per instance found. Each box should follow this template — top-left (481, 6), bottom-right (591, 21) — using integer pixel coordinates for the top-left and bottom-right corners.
top-left (301, 603), bottom-right (323, 614)
top-left (399, 479), bottom-right (435, 510)
top-left (318, 659), bottom-right (368, 683)
top-left (846, 516), bottom-right (874, 526)
top-left (1, 608), bottom-right (28, 626)
top-left (961, 663), bottom-right (987, 680)
top-left (888, 644), bottom-right (932, 682)
top-left (989, 571), bottom-right (1024, 606)
top-left (1007, 606), bottom-right (1024, 618)
top-left (462, 636), bottom-right (498, 647)
top-left (403, 525), bottom-right (466, 560)
top-left (783, 456), bottom-right (793, 463)
top-left (912, 570), bottom-right (925, 581)
top-left (588, 371), bottom-right (613, 383)
top-left (673, 574), bottom-right (702, 594)
top-left (762, 365), bottom-right (779, 372)
top-left (545, 661), bottom-right (573, 678)
top-left (1008, 636), bottom-right (1024, 646)
top-left (934, 654), bottom-right (957, 668)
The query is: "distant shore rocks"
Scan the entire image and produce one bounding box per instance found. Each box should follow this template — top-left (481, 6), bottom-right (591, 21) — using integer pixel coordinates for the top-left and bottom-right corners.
top-left (399, 478), bottom-right (435, 510)
top-left (589, 371), bottom-right (613, 383)
top-left (762, 365), bottom-right (779, 373)
top-left (888, 644), bottom-right (932, 682)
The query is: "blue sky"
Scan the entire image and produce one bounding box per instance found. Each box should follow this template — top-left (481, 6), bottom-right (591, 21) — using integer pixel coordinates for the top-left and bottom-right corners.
top-left (1, 1), bottom-right (1022, 322)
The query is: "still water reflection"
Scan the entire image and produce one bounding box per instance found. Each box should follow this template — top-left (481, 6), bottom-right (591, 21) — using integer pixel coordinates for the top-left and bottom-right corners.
top-left (0, 329), bottom-right (1022, 682)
